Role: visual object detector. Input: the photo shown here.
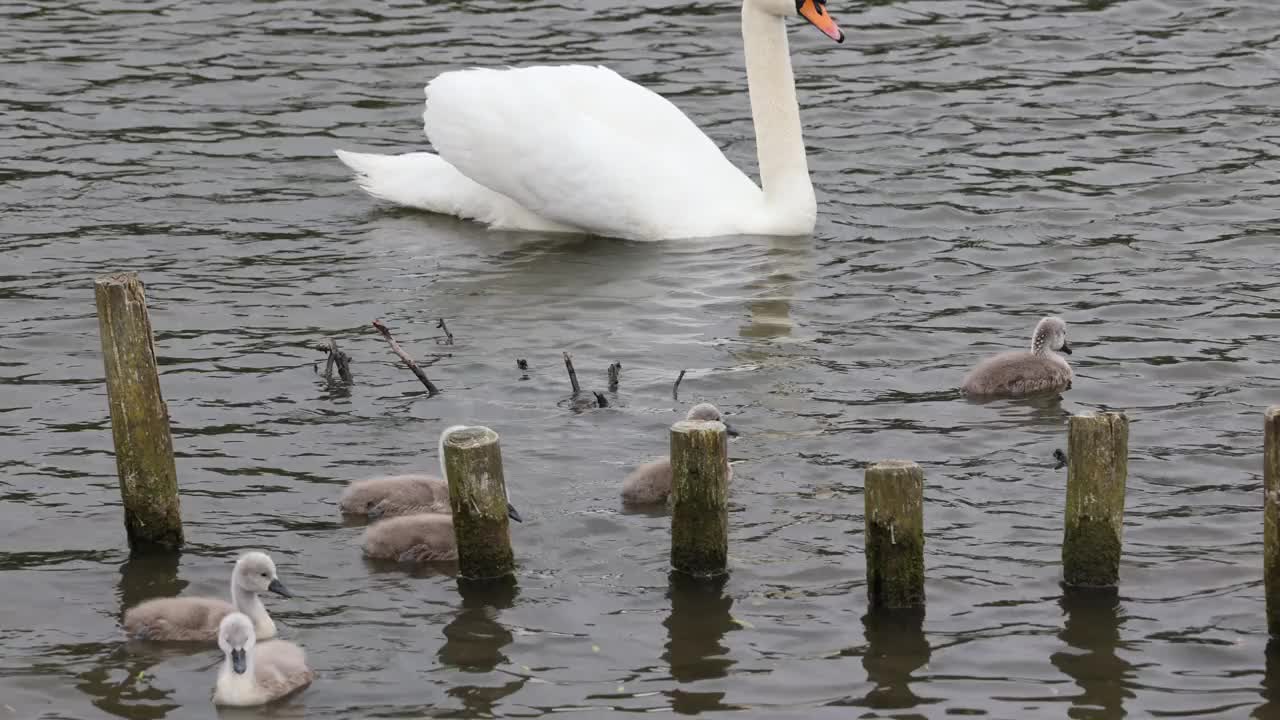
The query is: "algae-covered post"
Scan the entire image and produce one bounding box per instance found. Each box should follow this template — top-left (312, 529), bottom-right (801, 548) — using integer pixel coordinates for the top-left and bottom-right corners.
top-left (94, 272), bottom-right (184, 551)
top-left (1265, 407), bottom-right (1280, 635)
top-left (669, 417), bottom-right (730, 577)
top-left (442, 426), bottom-right (515, 580)
top-left (1062, 412), bottom-right (1129, 587)
top-left (864, 460), bottom-right (925, 609)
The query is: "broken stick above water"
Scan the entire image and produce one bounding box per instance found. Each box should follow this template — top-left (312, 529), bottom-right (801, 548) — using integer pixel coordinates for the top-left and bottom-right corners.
top-left (563, 352), bottom-right (581, 394)
top-left (372, 319), bottom-right (439, 396)
top-left (436, 318), bottom-right (454, 346)
top-left (317, 339), bottom-right (353, 384)
top-left (673, 369), bottom-right (687, 400)
top-left (608, 362), bottom-right (622, 391)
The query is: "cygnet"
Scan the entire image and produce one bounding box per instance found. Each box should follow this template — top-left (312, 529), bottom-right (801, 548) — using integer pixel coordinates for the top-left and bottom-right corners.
top-left (621, 403), bottom-right (736, 505)
top-left (213, 612), bottom-right (313, 706)
top-left (961, 316), bottom-right (1074, 398)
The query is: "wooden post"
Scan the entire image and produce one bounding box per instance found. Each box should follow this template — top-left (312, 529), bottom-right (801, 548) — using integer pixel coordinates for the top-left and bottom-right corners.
top-left (1265, 407), bottom-right (1280, 635)
top-left (864, 460), bottom-right (925, 609)
top-left (442, 426), bottom-right (514, 580)
top-left (669, 418), bottom-right (729, 577)
top-left (1062, 412), bottom-right (1129, 587)
top-left (94, 273), bottom-right (183, 551)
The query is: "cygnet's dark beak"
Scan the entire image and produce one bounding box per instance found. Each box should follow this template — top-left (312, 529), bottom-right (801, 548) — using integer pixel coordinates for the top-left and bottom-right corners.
top-left (724, 421), bottom-right (740, 438)
top-left (268, 578), bottom-right (293, 598)
top-left (507, 502), bottom-right (523, 523)
top-left (231, 648), bottom-right (247, 675)
top-left (366, 502), bottom-right (385, 520)
top-left (1060, 340), bottom-right (1072, 355)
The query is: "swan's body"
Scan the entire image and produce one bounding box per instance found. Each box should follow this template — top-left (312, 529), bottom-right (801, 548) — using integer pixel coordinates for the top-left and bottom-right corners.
top-left (339, 428), bottom-right (522, 522)
top-left (335, 0), bottom-right (844, 241)
top-left (361, 513), bottom-right (459, 564)
top-left (214, 613), bottom-right (313, 707)
top-left (622, 403), bottom-right (736, 505)
top-left (962, 317), bottom-right (1074, 398)
top-left (123, 552), bottom-right (293, 642)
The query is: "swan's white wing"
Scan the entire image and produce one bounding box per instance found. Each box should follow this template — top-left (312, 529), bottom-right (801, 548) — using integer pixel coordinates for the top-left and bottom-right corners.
top-left (422, 65), bottom-right (762, 240)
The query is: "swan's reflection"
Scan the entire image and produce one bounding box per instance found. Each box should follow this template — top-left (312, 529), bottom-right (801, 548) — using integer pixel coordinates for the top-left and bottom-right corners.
top-left (1050, 586), bottom-right (1133, 719)
top-left (738, 236), bottom-right (812, 346)
top-left (860, 608), bottom-right (933, 710)
top-left (663, 573), bottom-right (738, 713)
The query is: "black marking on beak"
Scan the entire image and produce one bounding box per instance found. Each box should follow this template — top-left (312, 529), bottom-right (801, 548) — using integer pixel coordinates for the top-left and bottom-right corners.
top-left (231, 648), bottom-right (247, 674)
top-left (507, 502), bottom-right (523, 523)
top-left (1060, 340), bottom-right (1073, 355)
top-left (724, 422), bottom-right (740, 438)
top-left (268, 578), bottom-right (293, 598)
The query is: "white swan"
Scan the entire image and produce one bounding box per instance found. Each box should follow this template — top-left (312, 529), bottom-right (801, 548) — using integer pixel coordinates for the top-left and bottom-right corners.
top-left (335, 0), bottom-right (844, 241)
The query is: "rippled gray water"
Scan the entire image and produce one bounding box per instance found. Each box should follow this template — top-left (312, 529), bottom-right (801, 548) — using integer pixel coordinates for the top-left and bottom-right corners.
top-left (4, 0), bottom-right (1280, 717)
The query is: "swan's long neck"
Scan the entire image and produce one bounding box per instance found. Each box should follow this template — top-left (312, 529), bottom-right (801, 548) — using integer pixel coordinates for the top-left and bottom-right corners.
top-left (231, 577), bottom-right (274, 637)
top-left (742, 3), bottom-right (816, 218)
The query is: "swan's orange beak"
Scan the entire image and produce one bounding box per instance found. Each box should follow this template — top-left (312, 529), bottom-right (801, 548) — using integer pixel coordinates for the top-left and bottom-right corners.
top-left (798, 0), bottom-right (844, 43)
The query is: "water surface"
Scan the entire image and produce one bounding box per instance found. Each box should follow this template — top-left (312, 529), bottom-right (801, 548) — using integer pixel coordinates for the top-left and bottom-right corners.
top-left (3, 0), bottom-right (1280, 718)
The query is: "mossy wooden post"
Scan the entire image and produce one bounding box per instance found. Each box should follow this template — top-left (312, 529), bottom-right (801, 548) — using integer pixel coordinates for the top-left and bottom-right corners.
top-left (1062, 412), bottom-right (1129, 587)
top-left (94, 272), bottom-right (183, 551)
top-left (864, 460), bottom-right (925, 609)
top-left (670, 418), bottom-right (729, 577)
top-left (442, 426), bottom-right (514, 580)
top-left (1265, 407), bottom-right (1280, 635)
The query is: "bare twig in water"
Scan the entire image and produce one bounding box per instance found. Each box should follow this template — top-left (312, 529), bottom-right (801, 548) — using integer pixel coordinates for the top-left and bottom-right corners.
top-left (563, 352), bottom-right (581, 394)
top-left (316, 339), bottom-right (353, 384)
top-left (593, 391), bottom-right (608, 408)
top-left (516, 358), bottom-right (529, 371)
top-left (673, 369), bottom-right (687, 400)
top-left (607, 362), bottom-right (622, 391)
top-left (436, 318), bottom-right (454, 346)
top-left (372, 319), bottom-right (439, 396)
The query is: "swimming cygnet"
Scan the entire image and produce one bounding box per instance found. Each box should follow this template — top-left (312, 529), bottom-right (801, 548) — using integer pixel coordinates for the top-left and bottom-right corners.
top-left (961, 316), bottom-right (1074, 398)
top-left (123, 551), bottom-right (293, 642)
top-left (213, 612), bottom-right (313, 707)
top-left (361, 512), bottom-right (459, 564)
top-left (621, 403), bottom-right (737, 505)
top-left (360, 425), bottom-right (522, 564)
top-left (339, 427), bottom-right (523, 522)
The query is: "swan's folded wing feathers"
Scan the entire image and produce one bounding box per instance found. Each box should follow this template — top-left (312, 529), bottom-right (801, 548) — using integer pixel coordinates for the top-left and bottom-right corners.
top-left (423, 65), bottom-right (760, 240)
top-left (124, 597), bottom-right (234, 641)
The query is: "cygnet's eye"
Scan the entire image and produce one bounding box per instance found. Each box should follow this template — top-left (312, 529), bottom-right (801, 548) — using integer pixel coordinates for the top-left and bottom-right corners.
top-left (261, 572), bottom-right (269, 578)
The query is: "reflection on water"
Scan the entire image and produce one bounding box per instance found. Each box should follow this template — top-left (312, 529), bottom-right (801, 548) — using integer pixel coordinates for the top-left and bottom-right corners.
top-left (1052, 587), bottom-right (1133, 719)
top-left (860, 609), bottom-right (934, 711)
top-left (439, 578), bottom-right (524, 716)
top-left (664, 574), bottom-right (738, 714)
top-left (117, 552), bottom-right (185, 621)
top-left (1256, 641), bottom-right (1280, 719)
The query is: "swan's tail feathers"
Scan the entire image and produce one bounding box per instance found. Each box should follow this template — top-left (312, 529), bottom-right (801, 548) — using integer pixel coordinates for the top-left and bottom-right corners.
top-left (333, 149), bottom-right (575, 233)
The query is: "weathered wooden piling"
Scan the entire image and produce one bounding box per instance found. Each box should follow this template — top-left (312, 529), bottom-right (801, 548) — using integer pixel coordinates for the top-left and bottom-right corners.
top-left (864, 460), bottom-right (925, 609)
top-left (442, 426), bottom-right (515, 580)
top-left (1062, 412), bottom-right (1129, 587)
top-left (1265, 407), bottom-right (1280, 635)
top-left (669, 418), bottom-right (730, 577)
top-left (94, 272), bottom-right (184, 551)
